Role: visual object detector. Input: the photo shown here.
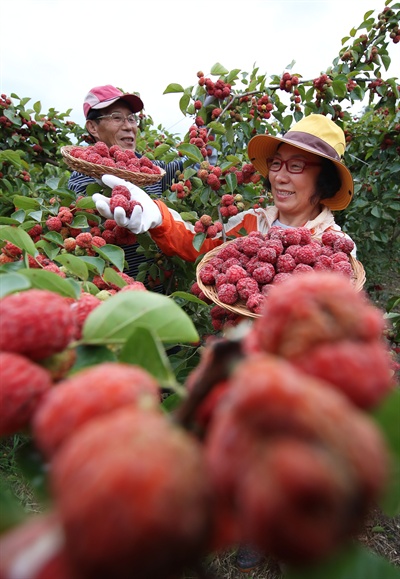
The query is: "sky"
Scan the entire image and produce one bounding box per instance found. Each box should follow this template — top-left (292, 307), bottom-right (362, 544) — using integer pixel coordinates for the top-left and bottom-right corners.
top-left (1, 0), bottom-right (399, 137)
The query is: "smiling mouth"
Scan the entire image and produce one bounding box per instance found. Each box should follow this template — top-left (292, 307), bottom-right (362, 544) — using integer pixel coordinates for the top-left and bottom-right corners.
top-left (276, 190), bottom-right (294, 197)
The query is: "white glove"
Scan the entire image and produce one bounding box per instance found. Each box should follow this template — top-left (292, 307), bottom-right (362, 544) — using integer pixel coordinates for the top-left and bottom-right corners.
top-left (93, 175), bottom-right (162, 234)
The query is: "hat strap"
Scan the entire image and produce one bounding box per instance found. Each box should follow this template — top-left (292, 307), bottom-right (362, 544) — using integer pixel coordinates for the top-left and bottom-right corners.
top-left (285, 131), bottom-right (341, 161)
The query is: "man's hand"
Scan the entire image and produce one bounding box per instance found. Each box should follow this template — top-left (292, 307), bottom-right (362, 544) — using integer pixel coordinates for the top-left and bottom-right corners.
top-left (92, 175), bottom-right (162, 234)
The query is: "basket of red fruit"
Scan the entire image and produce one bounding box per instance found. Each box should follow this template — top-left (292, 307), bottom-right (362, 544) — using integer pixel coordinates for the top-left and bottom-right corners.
top-left (60, 142), bottom-right (166, 187)
top-left (196, 228), bottom-right (366, 318)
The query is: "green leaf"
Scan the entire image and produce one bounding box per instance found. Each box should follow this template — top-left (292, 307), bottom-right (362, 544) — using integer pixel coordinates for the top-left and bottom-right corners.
top-left (119, 326), bottom-right (177, 387)
top-left (11, 196), bottom-right (41, 211)
top-left (381, 54), bottom-right (391, 71)
top-left (93, 244), bottom-right (125, 271)
top-left (207, 121), bottom-right (226, 135)
top-left (0, 149), bottom-right (25, 169)
top-left (177, 143), bottom-right (204, 164)
top-left (0, 225), bottom-right (37, 255)
top-left (103, 267), bottom-right (126, 288)
top-left (161, 392), bottom-right (183, 413)
top-left (0, 272), bottom-right (32, 298)
top-left (42, 231), bottom-right (64, 245)
top-left (82, 291), bottom-right (199, 345)
top-left (18, 268), bottom-right (79, 298)
top-left (210, 62), bottom-right (229, 76)
top-left (11, 209), bottom-right (27, 223)
top-left (225, 172), bottom-right (238, 193)
top-left (179, 93), bottom-right (191, 115)
top-left (71, 344), bottom-right (118, 374)
top-left (332, 79), bottom-right (347, 98)
top-left (373, 388), bottom-right (400, 516)
top-left (153, 144), bottom-right (172, 158)
top-left (163, 83), bottom-right (185, 94)
top-left (0, 217), bottom-right (23, 226)
top-left (193, 232), bottom-right (206, 252)
top-left (76, 196), bottom-right (96, 209)
top-left (78, 256), bottom-right (106, 275)
top-left (55, 253), bottom-right (89, 281)
top-left (70, 214), bottom-right (89, 229)
top-left (34, 239), bottom-right (61, 261)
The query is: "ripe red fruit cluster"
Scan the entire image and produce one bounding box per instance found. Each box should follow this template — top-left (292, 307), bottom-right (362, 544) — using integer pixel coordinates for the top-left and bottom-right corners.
top-left (204, 353), bottom-right (389, 563)
top-left (109, 183), bottom-right (143, 217)
top-left (32, 362), bottom-right (161, 459)
top-left (279, 72), bottom-right (299, 92)
top-left (198, 227), bottom-right (356, 313)
top-left (198, 75), bottom-right (232, 100)
top-left (194, 214), bottom-right (223, 239)
top-left (68, 142), bottom-right (162, 175)
top-left (187, 124), bottom-right (214, 158)
top-left (0, 289), bottom-right (77, 435)
top-left (313, 73), bottom-right (333, 94)
top-left (244, 271), bottom-right (395, 410)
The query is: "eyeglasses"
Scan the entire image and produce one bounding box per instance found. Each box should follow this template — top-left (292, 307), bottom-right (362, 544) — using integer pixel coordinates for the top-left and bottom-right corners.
top-left (96, 112), bottom-right (138, 126)
top-left (266, 157), bottom-right (321, 174)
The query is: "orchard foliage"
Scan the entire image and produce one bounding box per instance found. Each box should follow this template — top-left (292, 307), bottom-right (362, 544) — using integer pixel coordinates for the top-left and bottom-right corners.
top-left (0, 3), bottom-right (399, 578)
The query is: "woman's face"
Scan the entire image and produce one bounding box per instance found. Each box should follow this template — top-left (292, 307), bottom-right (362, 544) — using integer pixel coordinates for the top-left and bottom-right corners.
top-left (85, 102), bottom-right (138, 150)
top-left (268, 143), bottom-right (323, 224)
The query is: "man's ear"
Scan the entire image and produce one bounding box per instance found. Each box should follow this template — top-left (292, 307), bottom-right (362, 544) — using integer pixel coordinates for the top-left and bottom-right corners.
top-left (85, 119), bottom-right (99, 139)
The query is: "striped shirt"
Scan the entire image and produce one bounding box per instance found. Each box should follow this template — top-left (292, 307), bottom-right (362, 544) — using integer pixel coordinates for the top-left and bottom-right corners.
top-left (68, 156), bottom-right (183, 292)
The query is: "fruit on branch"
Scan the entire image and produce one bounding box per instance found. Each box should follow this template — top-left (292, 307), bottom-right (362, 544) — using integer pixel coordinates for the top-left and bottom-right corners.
top-left (0, 289), bottom-right (76, 361)
top-left (50, 406), bottom-right (213, 579)
top-left (205, 354), bottom-right (389, 563)
top-left (32, 362), bottom-right (160, 459)
top-left (0, 352), bottom-right (53, 436)
top-left (244, 269), bottom-right (394, 408)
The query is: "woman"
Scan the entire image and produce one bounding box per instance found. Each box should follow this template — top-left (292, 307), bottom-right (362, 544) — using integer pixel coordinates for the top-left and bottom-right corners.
top-left (93, 114), bottom-right (356, 261)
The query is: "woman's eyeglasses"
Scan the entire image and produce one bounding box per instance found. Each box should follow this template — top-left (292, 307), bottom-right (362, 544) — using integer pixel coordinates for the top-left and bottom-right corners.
top-left (96, 112), bottom-right (138, 126)
top-left (267, 157), bottom-right (321, 174)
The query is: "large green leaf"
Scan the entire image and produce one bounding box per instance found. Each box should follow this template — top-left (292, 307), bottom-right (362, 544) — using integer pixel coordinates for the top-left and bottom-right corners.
top-left (118, 326), bottom-right (177, 388)
top-left (0, 272), bottom-right (31, 298)
top-left (17, 268), bottom-right (79, 298)
top-left (0, 225), bottom-right (37, 255)
top-left (163, 83), bottom-right (185, 94)
top-left (94, 245), bottom-right (125, 271)
top-left (82, 291), bottom-right (199, 345)
top-left (55, 253), bottom-right (89, 281)
top-left (177, 143), bottom-right (204, 164)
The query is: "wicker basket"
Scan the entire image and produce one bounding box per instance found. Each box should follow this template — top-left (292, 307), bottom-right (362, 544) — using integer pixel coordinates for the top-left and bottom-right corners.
top-left (60, 145), bottom-right (165, 187)
top-left (196, 240), bottom-right (366, 319)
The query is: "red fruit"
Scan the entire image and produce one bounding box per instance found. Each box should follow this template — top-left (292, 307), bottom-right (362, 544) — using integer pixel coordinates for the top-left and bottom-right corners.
top-left (75, 232), bottom-right (93, 248)
top-left (205, 354), bottom-right (389, 562)
top-left (0, 352), bottom-right (53, 436)
top-left (245, 271), bottom-right (386, 358)
top-left (50, 407), bottom-right (213, 579)
top-left (111, 185), bottom-right (131, 200)
top-left (32, 362), bottom-right (161, 459)
top-left (109, 194), bottom-right (131, 214)
top-left (70, 292), bottom-right (102, 339)
top-left (292, 340), bottom-right (394, 409)
top-left (0, 289), bottom-right (76, 361)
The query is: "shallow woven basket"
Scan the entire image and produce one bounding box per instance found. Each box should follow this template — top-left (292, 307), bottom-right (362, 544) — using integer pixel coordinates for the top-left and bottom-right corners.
top-left (60, 145), bottom-right (165, 187)
top-left (196, 240), bottom-right (366, 319)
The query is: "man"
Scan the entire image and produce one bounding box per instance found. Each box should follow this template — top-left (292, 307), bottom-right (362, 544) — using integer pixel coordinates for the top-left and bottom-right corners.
top-left (68, 84), bottom-right (184, 288)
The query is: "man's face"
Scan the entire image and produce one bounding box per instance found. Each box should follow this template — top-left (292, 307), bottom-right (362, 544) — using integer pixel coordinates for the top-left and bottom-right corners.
top-left (85, 102), bottom-right (138, 150)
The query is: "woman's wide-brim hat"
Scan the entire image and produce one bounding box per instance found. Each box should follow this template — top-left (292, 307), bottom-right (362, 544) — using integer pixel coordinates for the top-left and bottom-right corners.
top-left (247, 114), bottom-right (354, 211)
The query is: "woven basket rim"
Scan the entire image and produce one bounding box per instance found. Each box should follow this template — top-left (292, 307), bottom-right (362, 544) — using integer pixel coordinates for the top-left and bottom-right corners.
top-left (60, 145), bottom-right (166, 186)
top-left (196, 239), bottom-right (366, 319)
